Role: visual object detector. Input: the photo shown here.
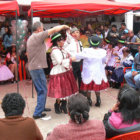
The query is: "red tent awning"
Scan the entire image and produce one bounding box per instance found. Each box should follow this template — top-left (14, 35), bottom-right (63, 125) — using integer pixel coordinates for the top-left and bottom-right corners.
top-left (28, 0), bottom-right (140, 18)
top-left (0, 1), bottom-right (19, 16)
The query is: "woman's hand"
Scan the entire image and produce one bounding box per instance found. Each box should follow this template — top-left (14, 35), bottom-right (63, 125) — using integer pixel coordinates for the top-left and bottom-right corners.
top-left (70, 57), bottom-right (76, 61)
top-left (132, 71), bottom-right (138, 77)
top-left (111, 102), bottom-right (120, 112)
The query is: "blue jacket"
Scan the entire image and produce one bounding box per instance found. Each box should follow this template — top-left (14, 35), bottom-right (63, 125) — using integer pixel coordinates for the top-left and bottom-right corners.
top-left (3, 34), bottom-right (13, 48)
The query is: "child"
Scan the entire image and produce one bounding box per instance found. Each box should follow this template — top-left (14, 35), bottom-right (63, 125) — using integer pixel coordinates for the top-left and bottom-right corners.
top-left (105, 42), bottom-right (116, 85)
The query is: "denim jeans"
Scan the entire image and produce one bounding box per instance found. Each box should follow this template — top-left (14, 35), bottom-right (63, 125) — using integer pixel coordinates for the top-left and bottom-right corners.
top-left (30, 69), bottom-right (47, 116)
top-left (124, 71), bottom-right (140, 89)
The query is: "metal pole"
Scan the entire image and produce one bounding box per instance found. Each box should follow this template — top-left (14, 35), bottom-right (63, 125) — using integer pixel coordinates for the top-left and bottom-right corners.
top-left (16, 10), bottom-right (19, 93)
top-left (31, 9), bottom-right (34, 98)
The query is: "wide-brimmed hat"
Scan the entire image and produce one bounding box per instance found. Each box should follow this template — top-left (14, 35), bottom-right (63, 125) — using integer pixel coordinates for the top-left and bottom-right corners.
top-left (88, 35), bottom-right (101, 47)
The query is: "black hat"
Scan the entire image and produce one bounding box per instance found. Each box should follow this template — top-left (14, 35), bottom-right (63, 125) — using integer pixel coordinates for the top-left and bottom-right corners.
top-left (51, 32), bottom-right (62, 43)
top-left (88, 35), bottom-right (101, 47)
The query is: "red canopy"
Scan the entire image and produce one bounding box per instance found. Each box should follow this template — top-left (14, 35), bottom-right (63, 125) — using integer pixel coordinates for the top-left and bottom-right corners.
top-left (29, 0), bottom-right (140, 18)
top-left (0, 1), bottom-right (19, 16)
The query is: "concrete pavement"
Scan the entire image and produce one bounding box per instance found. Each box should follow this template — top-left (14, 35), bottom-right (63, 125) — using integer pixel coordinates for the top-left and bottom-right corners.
top-left (0, 80), bottom-right (118, 139)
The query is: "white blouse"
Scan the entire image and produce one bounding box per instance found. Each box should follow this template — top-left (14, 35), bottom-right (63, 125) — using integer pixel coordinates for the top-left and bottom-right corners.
top-left (50, 46), bottom-right (71, 75)
top-left (63, 32), bottom-right (82, 62)
top-left (75, 48), bottom-right (108, 85)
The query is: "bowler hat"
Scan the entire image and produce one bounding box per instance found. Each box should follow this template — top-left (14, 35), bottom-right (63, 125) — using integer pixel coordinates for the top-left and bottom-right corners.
top-left (51, 32), bottom-right (62, 43)
top-left (88, 35), bottom-right (101, 47)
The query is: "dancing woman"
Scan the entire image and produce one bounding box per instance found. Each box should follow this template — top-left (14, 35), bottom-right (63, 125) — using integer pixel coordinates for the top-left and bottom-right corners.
top-left (48, 32), bottom-right (78, 114)
top-left (71, 35), bottom-right (109, 107)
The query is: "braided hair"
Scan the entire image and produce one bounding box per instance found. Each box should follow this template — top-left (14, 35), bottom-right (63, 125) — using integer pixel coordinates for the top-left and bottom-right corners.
top-left (68, 93), bottom-right (90, 124)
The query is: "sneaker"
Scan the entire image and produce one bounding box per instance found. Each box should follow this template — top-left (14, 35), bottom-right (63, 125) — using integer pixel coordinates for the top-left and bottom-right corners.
top-left (33, 113), bottom-right (46, 119)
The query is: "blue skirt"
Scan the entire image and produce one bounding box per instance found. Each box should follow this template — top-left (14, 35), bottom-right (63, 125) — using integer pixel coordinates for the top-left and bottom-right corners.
top-left (111, 67), bottom-right (124, 83)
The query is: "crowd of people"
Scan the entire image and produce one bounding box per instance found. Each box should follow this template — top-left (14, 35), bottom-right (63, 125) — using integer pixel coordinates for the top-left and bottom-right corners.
top-left (1, 22), bottom-right (140, 86)
top-left (1, 85), bottom-right (140, 139)
top-left (0, 23), bottom-right (30, 83)
top-left (1, 21), bottom-right (140, 139)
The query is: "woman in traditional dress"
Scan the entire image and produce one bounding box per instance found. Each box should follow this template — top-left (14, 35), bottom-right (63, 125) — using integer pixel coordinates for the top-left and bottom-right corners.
top-left (48, 32), bottom-right (78, 114)
top-left (71, 35), bottom-right (109, 107)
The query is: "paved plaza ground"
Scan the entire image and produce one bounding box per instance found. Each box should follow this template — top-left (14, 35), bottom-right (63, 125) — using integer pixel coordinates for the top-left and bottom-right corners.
top-left (0, 80), bottom-right (119, 139)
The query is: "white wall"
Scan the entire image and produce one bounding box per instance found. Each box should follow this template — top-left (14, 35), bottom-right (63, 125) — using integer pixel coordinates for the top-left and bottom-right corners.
top-left (125, 11), bottom-right (133, 31)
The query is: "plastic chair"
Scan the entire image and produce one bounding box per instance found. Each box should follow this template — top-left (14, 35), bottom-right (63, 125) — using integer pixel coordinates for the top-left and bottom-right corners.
top-left (121, 67), bottom-right (131, 87)
top-left (106, 131), bottom-right (140, 140)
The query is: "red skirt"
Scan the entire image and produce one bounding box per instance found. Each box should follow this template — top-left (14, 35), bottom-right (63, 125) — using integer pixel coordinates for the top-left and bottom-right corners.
top-left (80, 80), bottom-right (109, 92)
top-left (48, 70), bottom-right (78, 98)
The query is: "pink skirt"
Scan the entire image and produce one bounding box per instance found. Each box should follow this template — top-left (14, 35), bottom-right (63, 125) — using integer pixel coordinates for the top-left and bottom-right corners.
top-left (48, 70), bottom-right (78, 98)
top-left (80, 80), bottom-right (109, 92)
top-left (0, 65), bottom-right (14, 81)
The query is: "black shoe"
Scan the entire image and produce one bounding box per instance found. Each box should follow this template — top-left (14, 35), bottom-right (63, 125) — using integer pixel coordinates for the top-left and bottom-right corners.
top-left (95, 102), bottom-right (101, 107)
top-left (33, 113), bottom-right (46, 119)
top-left (95, 96), bottom-right (101, 107)
top-left (109, 81), bottom-right (113, 87)
top-left (60, 100), bottom-right (67, 114)
top-left (87, 97), bottom-right (92, 106)
top-left (44, 108), bottom-right (51, 112)
top-left (54, 102), bottom-right (61, 114)
top-left (114, 83), bottom-right (120, 89)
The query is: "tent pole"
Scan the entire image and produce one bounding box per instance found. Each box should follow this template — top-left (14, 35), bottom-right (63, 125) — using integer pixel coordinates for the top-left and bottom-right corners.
top-left (16, 10), bottom-right (19, 93)
top-left (31, 9), bottom-right (34, 98)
